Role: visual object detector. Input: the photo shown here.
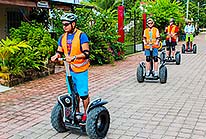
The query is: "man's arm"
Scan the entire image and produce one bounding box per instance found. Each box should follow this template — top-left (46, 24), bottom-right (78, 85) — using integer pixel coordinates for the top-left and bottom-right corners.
top-left (76, 42), bottom-right (89, 59)
top-left (191, 25), bottom-right (195, 33)
top-left (143, 29), bottom-right (148, 45)
top-left (51, 46), bottom-right (63, 61)
top-left (156, 29), bottom-right (160, 44)
top-left (172, 26), bottom-right (179, 37)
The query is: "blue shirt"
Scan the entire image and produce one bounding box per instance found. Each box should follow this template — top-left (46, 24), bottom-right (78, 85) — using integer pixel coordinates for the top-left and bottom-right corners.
top-left (58, 31), bottom-right (89, 55)
top-left (184, 25), bottom-right (195, 34)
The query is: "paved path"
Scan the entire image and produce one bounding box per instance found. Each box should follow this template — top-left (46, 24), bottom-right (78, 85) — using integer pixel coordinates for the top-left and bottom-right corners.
top-left (0, 33), bottom-right (206, 139)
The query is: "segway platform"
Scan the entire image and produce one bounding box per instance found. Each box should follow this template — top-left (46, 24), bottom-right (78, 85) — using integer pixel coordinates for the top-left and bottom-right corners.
top-left (145, 75), bottom-right (159, 80)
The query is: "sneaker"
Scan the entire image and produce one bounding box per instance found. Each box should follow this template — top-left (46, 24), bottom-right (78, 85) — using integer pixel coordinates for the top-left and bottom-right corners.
top-left (171, 56), bottom-right (174, 59)
top-left (154, 71), bottom-right (158, 77)
top-left (79, 113), bottom-right (87, 126)
top-left (146, 71), bottom-right (150, 77)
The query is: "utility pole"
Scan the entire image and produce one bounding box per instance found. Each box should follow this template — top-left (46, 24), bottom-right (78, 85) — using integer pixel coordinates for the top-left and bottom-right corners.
top-left (186, 0), bottom-right (189, 19)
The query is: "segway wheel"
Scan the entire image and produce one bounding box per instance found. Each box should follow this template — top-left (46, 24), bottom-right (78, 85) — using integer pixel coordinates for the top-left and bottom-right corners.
top-left (51, 103), bottom-right (67, 132)
top-left (86, 106), bottom-right (110, 139)
top-left (193, 44), bottom-right (197, 54)
top-left (159, 66), bottom-right (167, 84)
top-left (175, 53), bottom-right (181, 65)
top-left (137, 65), bottom-right (144, 82)
top-left (182, 44), bottom-right (185, 53)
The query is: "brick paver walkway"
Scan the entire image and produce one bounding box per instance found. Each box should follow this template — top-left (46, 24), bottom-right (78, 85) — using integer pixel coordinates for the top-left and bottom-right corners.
top-left (0, 33), bottom-right (206, 139)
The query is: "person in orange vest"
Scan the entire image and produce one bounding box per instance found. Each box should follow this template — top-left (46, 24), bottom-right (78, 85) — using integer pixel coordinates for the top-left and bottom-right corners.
top-left (165, 18), bottom-right (179, 59)
top-left (51, 13), bottom-right (90, 125)
top-left (143, 18), bottom-right (160, 77)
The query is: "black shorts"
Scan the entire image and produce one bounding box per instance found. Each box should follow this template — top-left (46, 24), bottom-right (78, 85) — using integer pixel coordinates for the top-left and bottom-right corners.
top-left (166, 40), bottom-right (177, 51)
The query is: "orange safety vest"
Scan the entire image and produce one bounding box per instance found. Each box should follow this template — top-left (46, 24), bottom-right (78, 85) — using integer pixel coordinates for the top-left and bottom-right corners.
top-left (166, 25), bottom-right (177, 41)
top-left (61, 29), bottom-right (90, 73)
top-left (143, 27), bottom-right (159, 49)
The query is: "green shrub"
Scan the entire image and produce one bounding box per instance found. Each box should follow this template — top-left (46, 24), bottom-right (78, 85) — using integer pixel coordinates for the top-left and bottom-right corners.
top-left (0, 37), bottom-right (31, 75)
top-left (8, 21), bottom-right (57, 76)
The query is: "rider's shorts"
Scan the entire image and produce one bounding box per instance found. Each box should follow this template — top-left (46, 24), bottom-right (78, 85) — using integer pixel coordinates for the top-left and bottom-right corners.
top-left (166, 40), bottom-right (177, 51)
top-left (166, 40), bottom-right (177, 47)
top-left (66, 70), bottom-right (88, 97)
top-left (144, 48), bottom-right (158, 57)
top-left (185, 34), bottom-right (194, 42)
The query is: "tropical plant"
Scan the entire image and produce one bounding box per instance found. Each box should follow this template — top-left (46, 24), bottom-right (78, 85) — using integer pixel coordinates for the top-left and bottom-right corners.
top-left (0, 37), bottom-right (30, 73)
top-left (8, 21), bottom-right (56, 76)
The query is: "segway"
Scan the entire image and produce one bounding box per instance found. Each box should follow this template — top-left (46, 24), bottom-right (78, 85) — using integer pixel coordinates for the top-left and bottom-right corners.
top-left (137, 43), bottom-right (167, 84)
top-left (160, 39), bottom-right (181, 65)
top-left (51, 58), bottom-right (110, 139)
top-left (182, 33), bottom-right (197, 54)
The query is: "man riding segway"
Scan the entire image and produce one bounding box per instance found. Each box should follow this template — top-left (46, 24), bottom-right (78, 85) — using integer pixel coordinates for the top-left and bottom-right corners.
top-left (50, 13), bottom-right (110, 138)
top-left (182, 19), bottom-right (197, 53)
top-left (165, 18), bottom-right (179, 60)
top-left (136, 18), bottom-right (167, 84)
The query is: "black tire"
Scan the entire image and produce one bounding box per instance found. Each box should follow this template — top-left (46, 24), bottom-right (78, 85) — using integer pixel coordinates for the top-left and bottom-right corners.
top-left (159, 66), bottom-right (167, 84)
top-left (193, 44), bottom-right (197, 54)
top-left (137, 65), bottom-right (144, 83)
top-left (51, 103), bottom-right (67, 132)
top-left (182, 44), bottom-right (185, 53)
top-left (86, 106), bottom-right (110, 139)
top-left (175, 53), bottom-right (181, 65)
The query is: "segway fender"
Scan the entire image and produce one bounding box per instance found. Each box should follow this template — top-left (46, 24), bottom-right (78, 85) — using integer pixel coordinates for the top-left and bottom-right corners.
top-left (159, 62), bottom-right (166, 69)
top-left (175, 51), bottom-right (180, 55)
top-left (57, 94), bottom-right (72, 108)
top-left (57, 94), bottom-right (72, 122)
top-left (87, 98), bottom-right (108, 114)
top-left (139, 61), bottom-right (145, 69)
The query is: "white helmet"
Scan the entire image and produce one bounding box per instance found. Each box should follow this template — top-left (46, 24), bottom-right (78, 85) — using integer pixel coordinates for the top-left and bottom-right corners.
top-left (147, 18), bottom-right (154, 23)
top-left (60, 13), bottom-right (77, 22)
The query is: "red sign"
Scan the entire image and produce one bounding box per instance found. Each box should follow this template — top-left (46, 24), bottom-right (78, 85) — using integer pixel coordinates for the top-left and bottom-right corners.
top-left (118, 6), bottom-right (124, 43)
top-left (142, 13), bottom-right (147, 31)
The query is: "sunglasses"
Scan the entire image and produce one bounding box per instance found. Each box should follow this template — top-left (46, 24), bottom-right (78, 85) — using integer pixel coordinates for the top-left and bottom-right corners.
top-left (147, 22), bottom-right (153, 25)
top-left (62, 23), bottom-right (71, 27)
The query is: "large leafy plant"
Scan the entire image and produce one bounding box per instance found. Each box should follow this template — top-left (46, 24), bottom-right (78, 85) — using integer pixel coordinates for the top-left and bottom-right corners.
top-left (0, 37), bottom-right (30, 73)
top-left (8, 21), bottom-right (57, 76)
